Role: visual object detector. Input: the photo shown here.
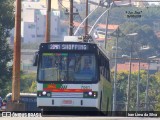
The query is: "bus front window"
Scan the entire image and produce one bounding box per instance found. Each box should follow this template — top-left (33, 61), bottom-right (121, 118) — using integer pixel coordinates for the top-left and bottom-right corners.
top-left (38, 53), bottom-right (97, 82)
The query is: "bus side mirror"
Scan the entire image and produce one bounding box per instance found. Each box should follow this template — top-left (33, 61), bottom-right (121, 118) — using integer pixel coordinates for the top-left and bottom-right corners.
top-left (33, 51), bottom-right (39, 66)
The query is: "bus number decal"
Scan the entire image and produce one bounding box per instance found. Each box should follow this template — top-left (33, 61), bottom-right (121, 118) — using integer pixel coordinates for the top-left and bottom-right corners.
top-left (59, 85), bottom-right (67, 89)
top-left (81, 86), bottom-right (90, 89)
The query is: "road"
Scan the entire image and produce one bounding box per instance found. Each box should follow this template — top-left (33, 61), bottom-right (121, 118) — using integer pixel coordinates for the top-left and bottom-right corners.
top-left (0, 117), bottom-right (160, 120)
top-left (0, 112), bottom-right (160, 120)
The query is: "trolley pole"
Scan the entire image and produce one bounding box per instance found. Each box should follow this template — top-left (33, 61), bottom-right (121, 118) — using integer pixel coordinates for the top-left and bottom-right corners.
top-left (12, 0), bottom-right (21, 102)
top-left (45, 0), bottom-right (51, 42)
top-left (85, 0), bottom-right (88, 35)
top-left (69, 0), bottom-right (73, 36)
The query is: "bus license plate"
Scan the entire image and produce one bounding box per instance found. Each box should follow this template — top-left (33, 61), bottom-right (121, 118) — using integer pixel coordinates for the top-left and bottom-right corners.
top-left (62, 100), bottom-right (73, 105)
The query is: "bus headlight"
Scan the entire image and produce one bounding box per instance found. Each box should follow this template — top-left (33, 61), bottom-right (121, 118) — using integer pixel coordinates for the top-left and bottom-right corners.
top-left (88, 92), bottom-right (92, 96)
top-left (42, 91), bottom-right (47, 95)
top-left (37, 91), bottom-right (51, 97)
top-left (83, 91), bottom-right (98, 98)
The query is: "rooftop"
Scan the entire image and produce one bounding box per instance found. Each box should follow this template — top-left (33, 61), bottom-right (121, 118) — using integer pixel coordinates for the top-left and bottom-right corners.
top-left (97, 24), bottom-right (119, 30)
top-left (22, 1), bottom-right (46, 10)
top-left (115, 62), bottom-right (149, 72)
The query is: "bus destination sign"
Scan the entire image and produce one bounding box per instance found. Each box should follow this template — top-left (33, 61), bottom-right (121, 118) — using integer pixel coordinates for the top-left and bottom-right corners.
top-left (49, 44), bottom-right (88, 50)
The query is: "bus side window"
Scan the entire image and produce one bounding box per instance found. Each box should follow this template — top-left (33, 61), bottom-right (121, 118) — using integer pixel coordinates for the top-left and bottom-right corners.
top-left (100, 56), bottom-right (105, 77)
top-left (99, 53), bottom-right (110, 82)
top-left (105, 60), bottom-right (110, 81)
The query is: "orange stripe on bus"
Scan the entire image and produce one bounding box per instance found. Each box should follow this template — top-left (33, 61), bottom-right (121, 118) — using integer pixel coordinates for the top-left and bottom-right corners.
top-left (43, 88), bottom-right (92, 92)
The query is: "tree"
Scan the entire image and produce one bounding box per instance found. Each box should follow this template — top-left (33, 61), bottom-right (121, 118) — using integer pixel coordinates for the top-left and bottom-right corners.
top-left (153, 72), bottom-right (160, 111)
top-left (20, 72), bottom-right (37, 93)
top-left (0, 0), bottom-right (14, 98)
top-left (112, 70), bottom-right (160, 111)
top-left (119, 22), bottom-right (160, 59)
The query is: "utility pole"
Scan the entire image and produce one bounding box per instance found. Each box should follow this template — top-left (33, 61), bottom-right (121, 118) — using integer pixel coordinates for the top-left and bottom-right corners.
top-left (69, 0), bottom-right (73, 36)
top-left (85, 0), bottom-right (88, 35)
top-left (12, 0), bottom-right (21, 102)
top-left (126, 33), bottom-right (137, 112)
top-left (126, 38), bottom-right (133, 112)
top-left (7, 0), bottom-right (25, 111)
top-left (110, 27), bottom-right (125, 112)
top-left (104, 0), bottom-right (110, 49)
top-left (145, 61), bottom-right (150, 111)
top-left (112, 28), bottom-right (118, 112)
top-left (45, 0), bottom-right (51, 42)
top-left (136, 58), bottom-right (140, 111)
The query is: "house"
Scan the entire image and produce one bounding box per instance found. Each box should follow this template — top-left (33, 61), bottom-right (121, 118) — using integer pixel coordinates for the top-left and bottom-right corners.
top-left (116, 62), bottom-right (149, 72)
top-left (61, 20), bottom-right (86, 37)
top-left (94, 24), bottom-right (119, 44)
top-left (112, 60), bottom-right (160, 74)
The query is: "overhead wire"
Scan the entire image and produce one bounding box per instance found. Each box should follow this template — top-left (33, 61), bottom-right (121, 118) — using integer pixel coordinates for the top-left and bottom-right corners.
top-left (58, 0), bottom-right (84, 35)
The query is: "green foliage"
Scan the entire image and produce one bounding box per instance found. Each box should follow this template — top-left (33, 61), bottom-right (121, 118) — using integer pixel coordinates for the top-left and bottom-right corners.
top-left (115, 22), bottom-right (160, 59)
top-left (0, 0), bottom-right (14, 98)
top-left (98, 7), bottom-right (160, 59)
top-left (20, 72), bottom-right (37, 93)
top-left (112, 71), bottom-right (160, 111)
top-left (154, 72), bottom-right (160, 111)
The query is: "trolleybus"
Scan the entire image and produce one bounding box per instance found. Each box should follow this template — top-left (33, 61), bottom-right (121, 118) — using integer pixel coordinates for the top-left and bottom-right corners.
top-left (33, 36), bottom-right (112, 115)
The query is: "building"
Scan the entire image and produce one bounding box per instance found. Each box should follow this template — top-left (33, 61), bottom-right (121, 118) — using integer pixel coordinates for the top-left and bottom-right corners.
top-left (39, 0), bottom-right (86, 13)
top-left (113, 60), bottom-right (160, 74)
top-left (21, 1), bottom-right (60, 43)
top-left (21, 49), bottom-right (37, 73)
top-left (116, 62), bottom-right (149, 72)
top-left (94, 24), bottom-right (119, 44)
top-left (60, 20), bottom-right (85, 38)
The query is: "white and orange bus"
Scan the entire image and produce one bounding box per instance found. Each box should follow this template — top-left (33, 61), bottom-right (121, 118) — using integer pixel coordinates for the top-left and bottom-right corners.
top-left (33, 36), bottom-right (112, 115)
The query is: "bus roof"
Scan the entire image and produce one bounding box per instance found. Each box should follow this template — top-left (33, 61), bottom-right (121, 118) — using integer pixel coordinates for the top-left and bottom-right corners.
top-left (39, 41), bottom-right (96, 45)
top-left (39, 42), bottom-right (97, 52)
top-left (38, 41), bottom-right (109, 60)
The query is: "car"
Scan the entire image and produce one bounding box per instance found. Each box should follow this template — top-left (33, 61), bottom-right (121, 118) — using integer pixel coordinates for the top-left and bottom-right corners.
top-left (1, 100), bottom-right (7, 111)
top-left (122, 54), bottom-right (130, 58)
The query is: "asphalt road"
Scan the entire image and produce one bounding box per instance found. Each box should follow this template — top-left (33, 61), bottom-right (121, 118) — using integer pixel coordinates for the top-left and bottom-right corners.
top-left (0, 115), bottom-right (160, 120)
top-left (0, 117), bottom-right (160, 120)
top-left (0, 112), bottom-right (159, 120)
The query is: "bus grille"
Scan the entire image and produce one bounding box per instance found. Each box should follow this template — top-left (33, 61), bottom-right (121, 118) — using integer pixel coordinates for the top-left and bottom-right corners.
top-left (51, 92), bottom-right (83, 98)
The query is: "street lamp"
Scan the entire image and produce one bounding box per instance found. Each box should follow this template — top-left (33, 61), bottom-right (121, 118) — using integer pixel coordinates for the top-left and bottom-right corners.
top-left (145, 56), bottom-right (157, 111)
top-left (126, 32), bottom-right (138, 112)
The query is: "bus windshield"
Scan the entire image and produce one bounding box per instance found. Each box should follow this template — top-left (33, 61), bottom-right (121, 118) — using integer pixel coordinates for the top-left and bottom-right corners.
top-left (38, 52), bottom-right (97, 82)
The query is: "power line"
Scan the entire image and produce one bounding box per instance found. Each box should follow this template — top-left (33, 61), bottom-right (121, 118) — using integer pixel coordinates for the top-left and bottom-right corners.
top-left (58, 0), bottom-right (68, 11)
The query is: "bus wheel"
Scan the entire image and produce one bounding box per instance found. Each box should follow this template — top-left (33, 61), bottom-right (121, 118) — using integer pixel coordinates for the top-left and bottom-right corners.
top-left (41, 108), bottom-right (52, 116)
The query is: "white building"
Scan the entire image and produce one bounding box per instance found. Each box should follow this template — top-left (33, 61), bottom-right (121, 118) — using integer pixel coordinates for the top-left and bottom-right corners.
top-left (21, 1), bottom-right (60, 43)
